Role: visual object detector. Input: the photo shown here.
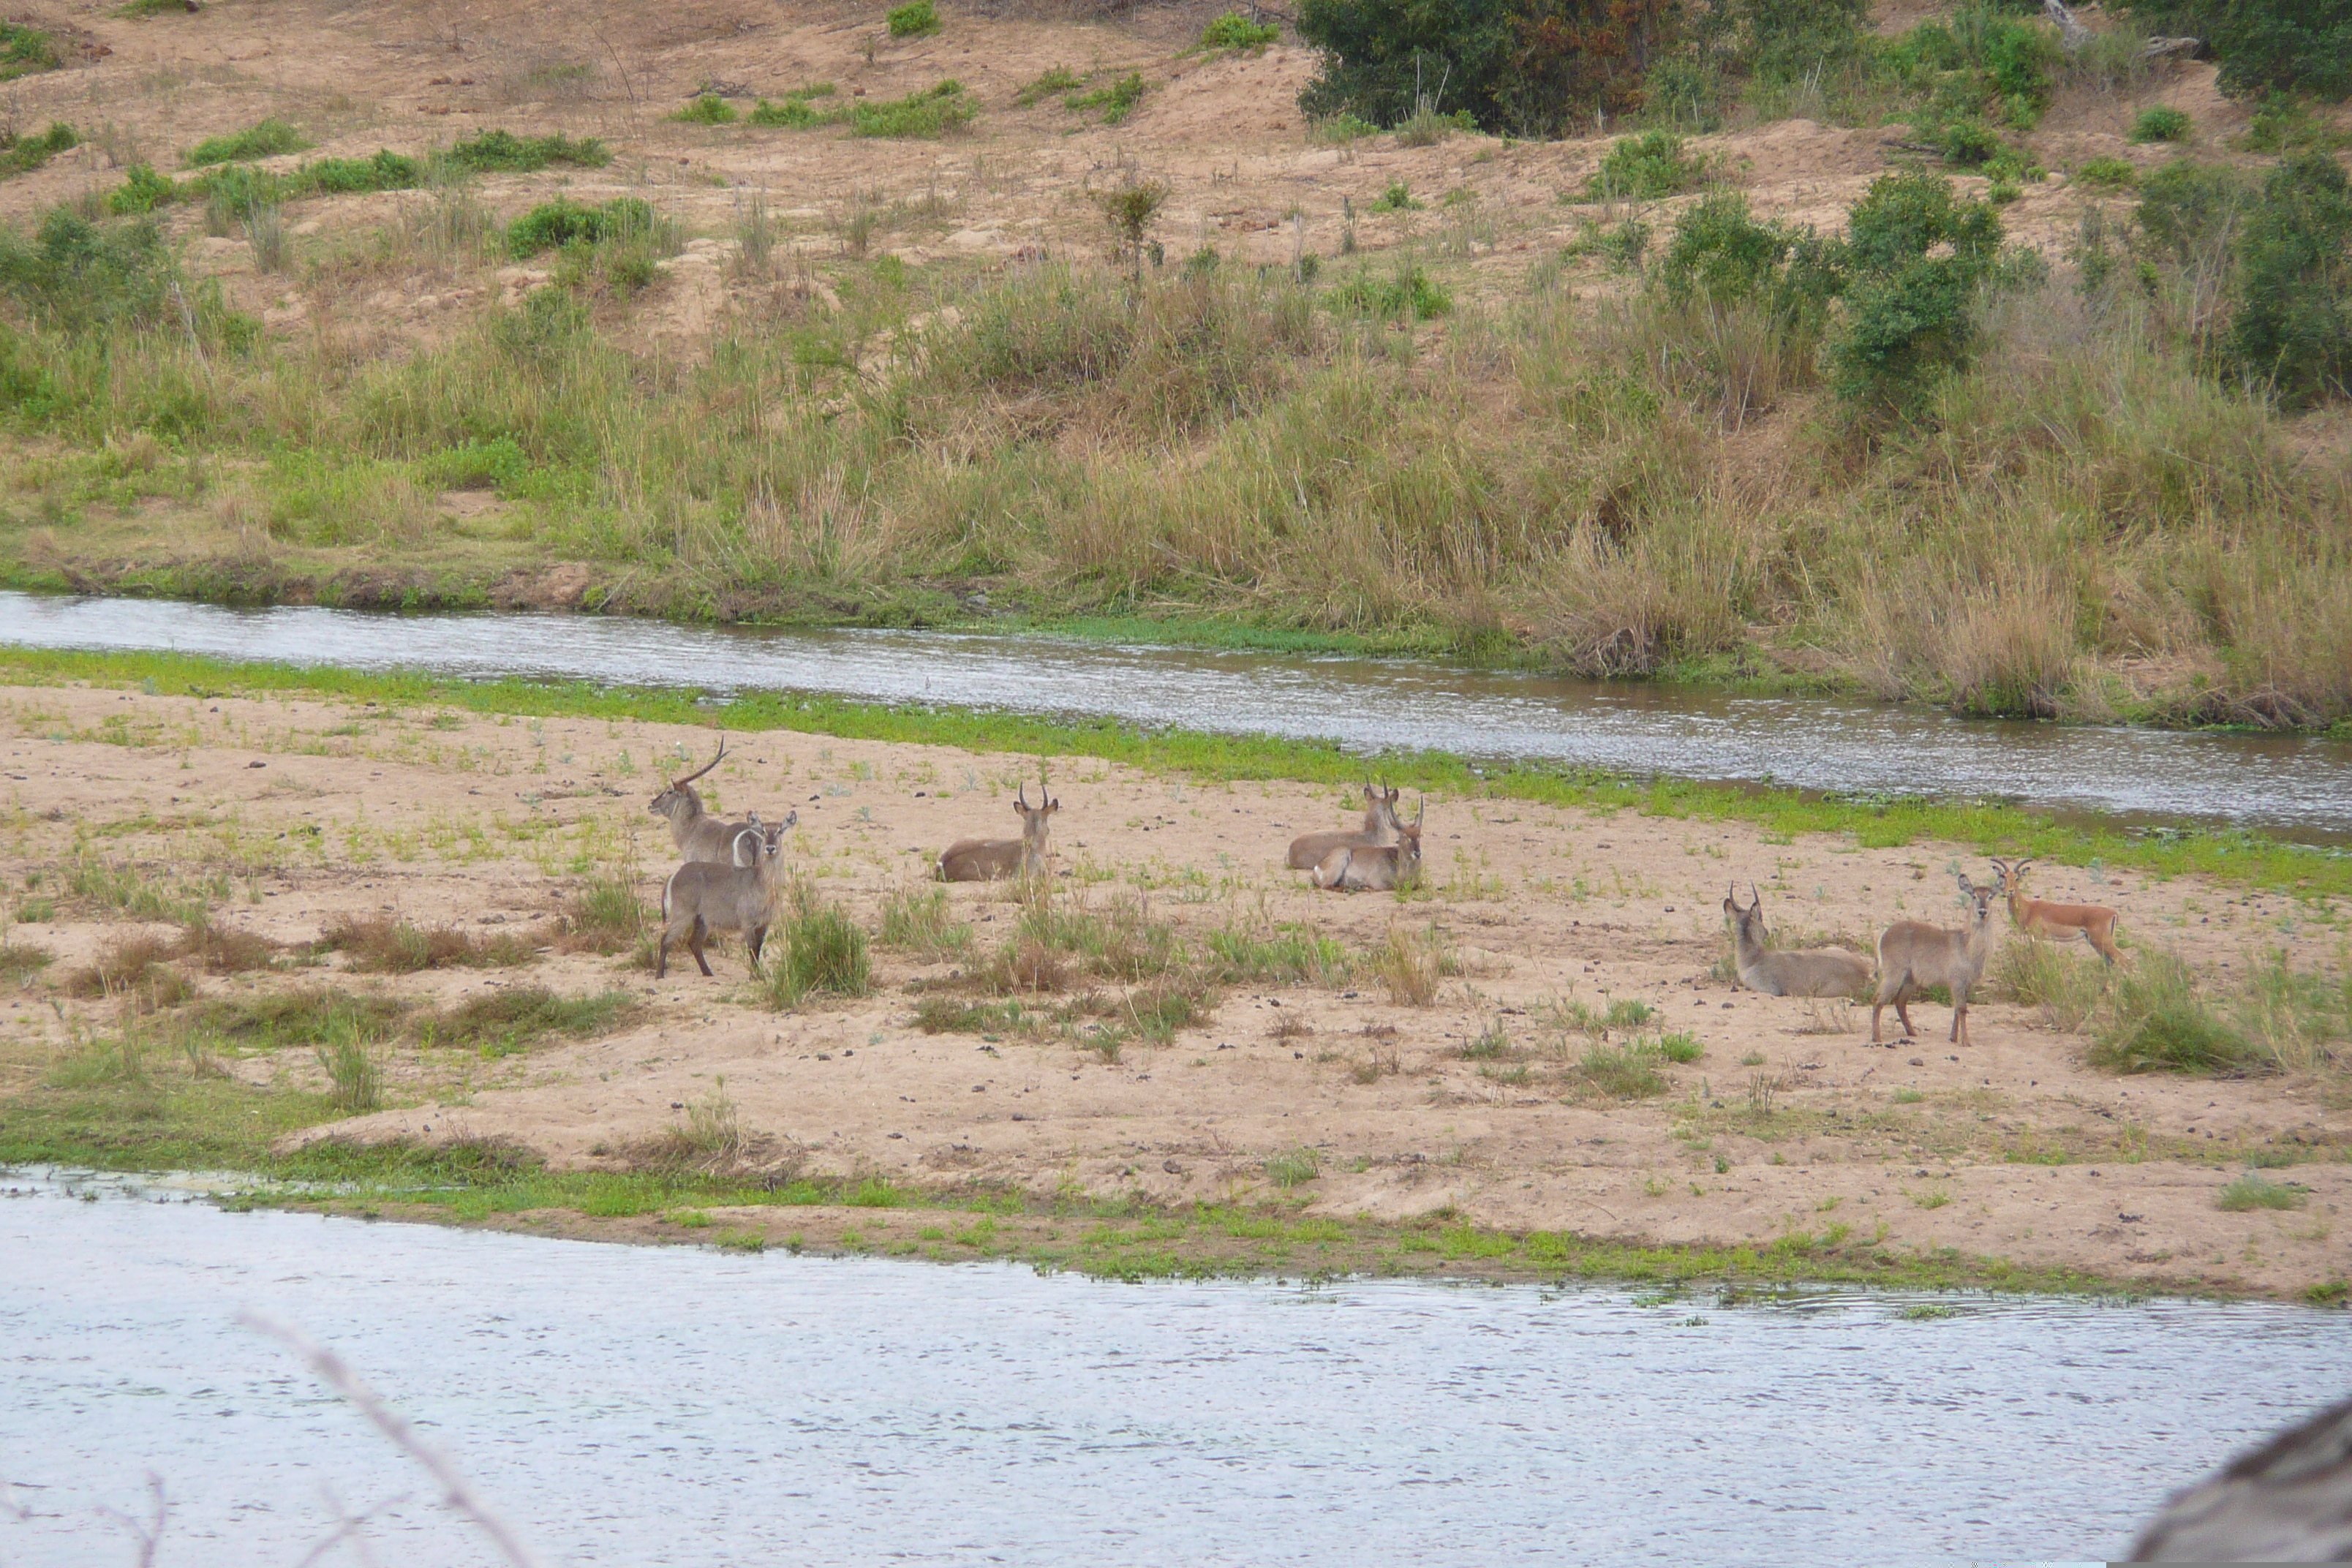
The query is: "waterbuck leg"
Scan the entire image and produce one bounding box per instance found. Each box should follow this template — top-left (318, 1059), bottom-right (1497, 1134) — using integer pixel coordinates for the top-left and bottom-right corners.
top-left (747, 924), bottom-right (766, 968)
top-left (1896, 996), bottom-right (1917, 1038)
top-left (656, 931), bottom-right (669, 979)
top-left (690, 918), bottom-right (714, 978)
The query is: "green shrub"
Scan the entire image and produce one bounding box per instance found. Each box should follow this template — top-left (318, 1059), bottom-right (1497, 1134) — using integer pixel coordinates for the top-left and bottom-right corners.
top-left (1825, 173), bottom-right (2014, 410)
top-left (2123, 0), bottom-right (2352, 100)
top-left (887, 0), bottom-right (940, 37)
top-left (764, 883), bottom-right (873, 1008)
top-left (1939, 118), bottom-right (2007, 168)
top-left (848, 81), bottom-right (977, 138)
top-left (1656, 191), bottom-right (1832, 312)
top-left (2227, 151), bottom-right (2352, 406)
top-left (1325, 262), bottom-right (1451, 319)
top-left (442, 128), bottom-right (611, 172)
top-left (1068, 72), bottom-right (1147, 124)
top-left (2129, 104), bottom-right (2192, 143)
top-left (1586, 130), bottom-right (1706, 200)
top-left (506, 196), bottom-right (659, 258)
top-left (184, 117), bottom-right (309, 167)
top-left (0, 122), bottom-right (78, 179)
top-left (1203, 11), bottom-right (1281, 49)
top-left (1570, 1040), bottom-right (1670, 1098)
top-left (106, 163), bottom-right (176, 214)
top-left (2136, 159), bottom-right (2253, 262)
top-left (2076, 155), bottom-right (2138, 189)
top-left (2087, 952), bottom-right (2260, 1074)
top-left (1368, 178), bottom-right (1422, 211)
top-left (0, 23), bottom-right (56, 80)
top-left (1296, 0), bottom-right (1675, 137)
top-left (750, 97), bottom-right (821, 127)
top-left (670, 94), bottom-right (739, 125)
top-left (0, 210), bottom-right (186, 336)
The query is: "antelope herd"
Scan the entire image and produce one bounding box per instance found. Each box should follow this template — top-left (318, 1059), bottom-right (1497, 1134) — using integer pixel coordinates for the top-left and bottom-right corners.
top-left (642, 750), bottom-right (2125, 1045)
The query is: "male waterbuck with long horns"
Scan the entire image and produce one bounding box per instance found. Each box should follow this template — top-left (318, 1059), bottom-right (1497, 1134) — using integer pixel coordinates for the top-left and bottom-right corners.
top-left (1989, 856), bottom-right (2121, 965)
top-left (1871, 871), bottom-right (2002, 1047)
top-left (937, 785), bottom-right (1058, 882)
top-left (1311, 799), bottom-right (1423, 892)
top-left (1286, 783), bottom-right (1403, 871)
top-left (1722, 885), bottom-right (1874, 998)
top-left (649, 739), bottom-right (764, 865)
top-left (657, 818), bottom-right (790, 979)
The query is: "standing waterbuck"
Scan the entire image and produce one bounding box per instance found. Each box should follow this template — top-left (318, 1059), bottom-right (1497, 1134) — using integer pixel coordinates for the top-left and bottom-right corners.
top-left (1871, 872), bottom-right (2002, 1047)
top-left (649, 739), bottom-right (762, 864)
top-left (1722, 885), bottom-right (1874, 998)
top-left (937, 785), bottom-right (1058, 882)
top-left (1989, 856), bottom-right (2121, 965)
top-left (1311, 799), bottom-right (1423, 892)
top-left (657, 818), bottom-right (790, 979)
top-left (1286, 783), bottom-right (1403, 870)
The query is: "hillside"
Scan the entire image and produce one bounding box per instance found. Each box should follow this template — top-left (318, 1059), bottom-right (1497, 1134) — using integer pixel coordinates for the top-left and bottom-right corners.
top-left (0, 0), bottom-right (2347, 727)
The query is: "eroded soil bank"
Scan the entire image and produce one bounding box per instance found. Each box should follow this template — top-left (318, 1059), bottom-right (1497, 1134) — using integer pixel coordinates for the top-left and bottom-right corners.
top-left (0, 671), bottom-right (2345, 1297)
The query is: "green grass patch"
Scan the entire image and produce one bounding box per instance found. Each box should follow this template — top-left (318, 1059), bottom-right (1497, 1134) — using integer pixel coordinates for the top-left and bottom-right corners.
top-left (184, 118), bottom-right (308, 167)
top-left (1067, 72), bottom-right (1147, 125)
top-left (1586, 131), bottom-right (1708, 200)
top-left (2087, 952), bottom-right (2260, 1076)
top-left (669, 94), bottom-right (739, 125)
top-left (2129, 106), bottom-right (2190, 144)
top-left (2075, 155), bottom-right (2138, 189)
top-left (1201, 12), bottom-right (1279, 50)
top-left (848, 81), bottom-right (976, 139)
top-left (0, 23), bottom-right (56, 80)
top-left (420, 986), bottom-right (640, 1057)
top-left (2217, 1172), bottom-right (2307, 1211)
top-left (1324, 262), bottom-right (1450, 320)
top-left (441, 128), bottom-right (610, 173)
top-left (762, 883), bottom-right (873, 1008)
top-left (0, 123), bottom-right (77, 180)
top-left (886, 0), bottom-right (939, 37)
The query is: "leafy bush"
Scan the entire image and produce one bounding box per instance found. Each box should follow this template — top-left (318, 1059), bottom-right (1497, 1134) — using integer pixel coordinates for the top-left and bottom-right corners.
top-left (2226, 151), bottom-right (2352, 405)
top-left (2135, 159), bottom-right (2253, 263)
top-left (750, 97), bottom-right (821, 127)
top-left (184, 117), bottom-right (308, 167)
top-left (887, 0), bottom-right (940, 37)
top-left (0, 122), bottom-right (77, 179)
top-left (0, 23), bottom-right (56, 80)
top-left (0, 210), bottom-right (179, 332)
top-left (1068, 72), bottom-right (1147, 124)
top-left (1938, 118), bottom-right (2006, 168)
top-left (441, 128), bottom-right (611, 172)
top-left (2076, 155), bottom-right (2138, 189)
top-left (848, 81), bottom-right (977, 138)
top-left (506, 196), bottom-right (659, 258)
top-left (1585, 130), bottom-right (1705, 199)
top-left (106, 163), bottom-right (176, 214)
top-left (1368, 178), bottom-right (1422, 211)
top-left (1203, 12), bottom-right (1281, 49)
top-left (1825, 173), bottom-right (2011, 410)
top-left (2123, 0), bottom-right (2352, 99)
top-left (1656, 191), bottom-right (1833, 314)
top-left (670, 93), bottom-right (738, 125)
top-left (1296, 0), bottom-right (1678, 137)
top-left (2129, 104), bottom-right (2192, 143)
top-left (1325, 262), bottom-right (1452, 319)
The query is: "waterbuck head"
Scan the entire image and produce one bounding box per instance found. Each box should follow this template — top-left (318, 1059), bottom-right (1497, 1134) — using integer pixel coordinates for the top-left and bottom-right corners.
top-left (1015, 783), bottom-right (1058, 843)
top-left (1364, 780), bottom-right (1403, 836)
top-left (1395, 796), bottom-right (1425, 881)
top-left (1956, 870), bottom-right (2002, 925)
top-left (649, 739), bottom-right (726, 827)
top-left (1723, 882), bottom-right (1768, 949)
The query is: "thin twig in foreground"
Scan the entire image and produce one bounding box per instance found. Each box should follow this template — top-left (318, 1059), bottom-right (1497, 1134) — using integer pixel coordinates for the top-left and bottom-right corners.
top-left (238, 1312), bottom-right (542, 1568)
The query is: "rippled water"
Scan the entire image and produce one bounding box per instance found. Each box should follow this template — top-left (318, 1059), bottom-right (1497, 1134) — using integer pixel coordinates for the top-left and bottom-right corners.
top-left (7, 591), bottom-right (2352, 836)
top-left (1, 1173), bottom-right (2341, 1567)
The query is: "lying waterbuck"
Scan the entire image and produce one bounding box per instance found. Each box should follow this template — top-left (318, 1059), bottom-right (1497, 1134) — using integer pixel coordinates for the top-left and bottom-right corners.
top-left (1311, 799), bottom-right (1422, 892)
top-left (1871, 871), bottom-right (2002, 1047)
top-left (650, 739), bottom-right (761, 865)
top-left (937, 785), bottom-right (1057, 882)
top-left (657, 818), bottom-right (789, 979)
top-left (1286, 783), bottom-right (1403, 871)
top-left (1722, 884), bottom-right (1873, 998)
top-left (1989, 856), bottom-right (2121, 965)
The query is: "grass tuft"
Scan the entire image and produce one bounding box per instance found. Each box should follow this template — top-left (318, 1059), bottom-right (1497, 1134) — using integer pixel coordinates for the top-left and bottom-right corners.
top-left (2087, 952), bottom-right (2258, 1076)
top-left (877, 885), bottom-right (972, 958)
top-left (421, 987), bottom-right (639, 1057)
top-left (317, 913), bottom-right (538, 973)
top-left (762, 883), bottom-right (873, 1009)
top-left (184, 118), bottom-right (308, 167)
top-left (2217, 1172), bottom-right (2307, 1211)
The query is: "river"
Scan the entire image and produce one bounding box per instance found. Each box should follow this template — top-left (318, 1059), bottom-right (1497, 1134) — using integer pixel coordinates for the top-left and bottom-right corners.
top-left (1, 1173), bottom-right (2339, 1566)
top-left (4, 592), bottom-right (2351, 836)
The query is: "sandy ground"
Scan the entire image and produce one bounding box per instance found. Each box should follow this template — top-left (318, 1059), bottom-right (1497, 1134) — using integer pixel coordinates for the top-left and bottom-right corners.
top-left (0, 676), bottom-right (2344, 1295)
top-left (0, 0), bottom-right (2252, 349)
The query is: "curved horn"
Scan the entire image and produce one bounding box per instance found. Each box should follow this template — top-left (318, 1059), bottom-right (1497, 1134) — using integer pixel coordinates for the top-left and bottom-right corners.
top-left (1414, 796), bottom-right (1425, 828)
top-left (1750, 882), bottom-right (1761, 911)
top-left (1016, 782), bottom-right (1029, 810)
top-left (673, 737), bottom-right (725, 787)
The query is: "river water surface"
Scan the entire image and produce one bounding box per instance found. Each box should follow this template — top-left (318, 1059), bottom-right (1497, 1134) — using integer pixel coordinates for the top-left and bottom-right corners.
top-left (5, 592), bottom-right (2351, 836)
top-left (1, 1173), bottom-right (2342, 1567)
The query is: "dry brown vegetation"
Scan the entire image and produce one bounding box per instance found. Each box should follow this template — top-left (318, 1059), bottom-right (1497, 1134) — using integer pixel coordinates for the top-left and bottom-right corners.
top-left (0, 0), bottom-right (2345, 726)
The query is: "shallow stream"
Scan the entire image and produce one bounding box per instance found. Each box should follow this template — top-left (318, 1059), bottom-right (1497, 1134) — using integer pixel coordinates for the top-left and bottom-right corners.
top-left (1, 1173), bottom-right (2342, 1566)
top-left (5, 592), bottom-right (2352, 836)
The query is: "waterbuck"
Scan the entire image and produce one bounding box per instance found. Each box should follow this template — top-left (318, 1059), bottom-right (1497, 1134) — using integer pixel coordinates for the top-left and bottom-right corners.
top-left (1311, 799), bottom-right (1422, 892)
top-left (1871, 871), bottom-right (2002, 1047)
top-left (725, 810), bottom-right (796, 867)
top-left (1989, 856), bottom-right (2121, 965)
top-left (937, 785), bottom-right (1057, 882)
top-left (1286, 783), bottom-right (1403, 871)
top-left (657, 818), bottom-right (790, 979)
top-left (649, 739), bottom-right (761, 865)
top-left (1722, 884), bottom-right (1874, 998)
